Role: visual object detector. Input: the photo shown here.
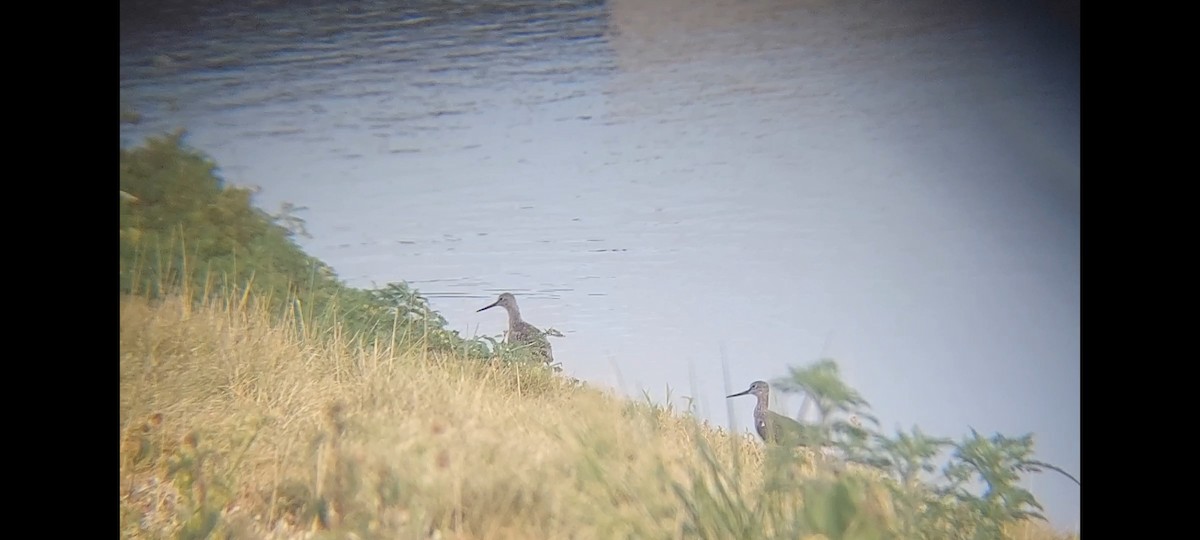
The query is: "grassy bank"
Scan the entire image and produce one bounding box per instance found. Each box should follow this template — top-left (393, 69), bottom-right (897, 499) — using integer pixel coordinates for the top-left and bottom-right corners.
top-left (119, 293), bottom-right (1073, 539)
top-left (118, 132), bottom-right (1076, 539)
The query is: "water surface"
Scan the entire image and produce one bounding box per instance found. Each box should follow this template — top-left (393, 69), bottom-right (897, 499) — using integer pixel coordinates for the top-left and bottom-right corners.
top-left (120, 0), bottom-right (1080, 530)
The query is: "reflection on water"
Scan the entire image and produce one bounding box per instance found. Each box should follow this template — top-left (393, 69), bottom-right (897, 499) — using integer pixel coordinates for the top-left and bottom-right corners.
top-left (120, 0), bottom-right (1079, 529)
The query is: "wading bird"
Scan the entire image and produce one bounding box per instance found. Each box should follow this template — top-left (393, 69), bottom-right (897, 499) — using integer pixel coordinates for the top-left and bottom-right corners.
top-left (477, 292), bottom-right (555, 366)
top-left (727, 380), bottom-right (821, 447)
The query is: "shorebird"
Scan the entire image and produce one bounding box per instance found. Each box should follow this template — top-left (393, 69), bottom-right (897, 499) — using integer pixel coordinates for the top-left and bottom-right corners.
top-left (477, 292), bottom-right (555, 366)
top-left (727, 380), bottom-right (820, 447)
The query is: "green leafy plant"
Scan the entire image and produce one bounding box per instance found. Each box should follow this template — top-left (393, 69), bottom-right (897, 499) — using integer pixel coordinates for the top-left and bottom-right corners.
top-left (764, 359), bottom-right (1077, 539)
top-left (771, 360), bottom-right (881, 446)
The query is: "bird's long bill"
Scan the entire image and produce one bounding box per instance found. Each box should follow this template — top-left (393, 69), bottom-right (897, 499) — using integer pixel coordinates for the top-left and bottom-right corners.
top-left (477, 299), bottom-right (500, 312)
top-left (726, 388), bottom-right (751, 398)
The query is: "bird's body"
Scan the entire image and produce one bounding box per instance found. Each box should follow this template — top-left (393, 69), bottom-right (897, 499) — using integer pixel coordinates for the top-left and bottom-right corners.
top-left (727, 381), bottom-right (820, 447)
top-left (758, 410), bottom-right (813, 446)
top-left (477, 293), bottom-right (555, 366)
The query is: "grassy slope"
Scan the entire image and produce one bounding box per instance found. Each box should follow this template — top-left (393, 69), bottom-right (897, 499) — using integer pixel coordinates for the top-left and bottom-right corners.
top-left (119, 133), bottom-right (1074, 540)
top-left (119, 293), bottom-right (1073, 540)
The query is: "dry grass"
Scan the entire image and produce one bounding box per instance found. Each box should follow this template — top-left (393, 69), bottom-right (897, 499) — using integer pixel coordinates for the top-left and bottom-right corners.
top-left (119, 293), bottom-right (1073, 539)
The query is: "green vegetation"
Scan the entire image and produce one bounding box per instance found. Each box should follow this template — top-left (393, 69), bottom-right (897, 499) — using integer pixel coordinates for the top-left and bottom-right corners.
top-left (120, 130), bottom-right (501, 360)
top-left (119, 132), bottom-right (1077, 539)
top-left (770, 363), bottom-right (1080, 539)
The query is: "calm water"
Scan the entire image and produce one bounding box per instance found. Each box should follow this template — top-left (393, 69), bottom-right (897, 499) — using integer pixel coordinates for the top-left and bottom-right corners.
top-left (120, 0), bottom-right (1080, 530)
